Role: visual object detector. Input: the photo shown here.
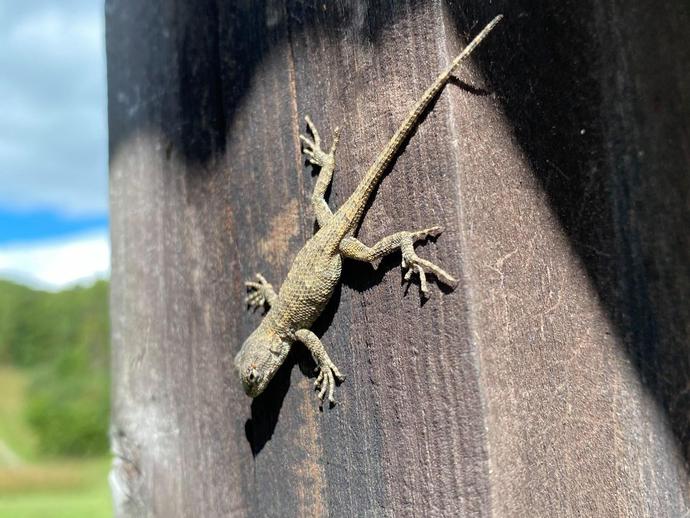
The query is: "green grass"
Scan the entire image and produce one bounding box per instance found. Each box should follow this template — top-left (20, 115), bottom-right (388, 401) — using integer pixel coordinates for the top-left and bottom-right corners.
top-left (0, 366), bottom-right (37, 461)
top-left (0, 367), bottom-right (112, 517)
top-left (0, 458), bottom-right (112, 518)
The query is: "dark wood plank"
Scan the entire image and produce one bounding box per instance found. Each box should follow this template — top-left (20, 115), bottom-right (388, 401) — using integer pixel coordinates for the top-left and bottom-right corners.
top-left (453, 1), bottom-right (690, 515)
top-left (284, 2), bottom-right (492, 516)
top-left (107, 1), bottom-right (690, 516)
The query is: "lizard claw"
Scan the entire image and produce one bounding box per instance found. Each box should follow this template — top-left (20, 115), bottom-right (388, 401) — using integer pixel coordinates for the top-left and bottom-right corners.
top-left (314, 359), bottom-right (345, 406)
top-left (245, 273), bottom-right (274, 309)
top-left (300, 115), bottom-right (339, 168)
top-left (401, 227), bottom-right (458, 296)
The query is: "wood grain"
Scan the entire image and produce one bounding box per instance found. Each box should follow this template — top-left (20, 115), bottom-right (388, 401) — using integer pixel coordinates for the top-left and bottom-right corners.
top-left (107, 1), bottom-right (690, 516)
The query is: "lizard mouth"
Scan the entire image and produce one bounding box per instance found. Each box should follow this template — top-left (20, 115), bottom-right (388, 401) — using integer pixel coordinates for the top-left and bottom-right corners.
top-left (243, 382), bottom-right (261, 397)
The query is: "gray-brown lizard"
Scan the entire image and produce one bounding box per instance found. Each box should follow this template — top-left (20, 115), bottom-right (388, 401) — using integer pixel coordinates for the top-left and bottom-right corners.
top-left (234, 15), bottom-right (502, 405)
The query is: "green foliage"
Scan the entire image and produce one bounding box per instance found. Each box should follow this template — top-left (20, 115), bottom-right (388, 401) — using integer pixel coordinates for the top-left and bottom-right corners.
top-left (26, 367), bottom-right (110, 457)
top-left (0, 280), bottom-right (33, 363)
top-left (0, 280), bottom-right (110, 457)
top-left (0, 280), bottom-right (109, 368)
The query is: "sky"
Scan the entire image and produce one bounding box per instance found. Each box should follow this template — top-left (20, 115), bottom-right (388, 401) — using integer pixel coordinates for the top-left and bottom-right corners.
top-left (0, 0), bottom-right (109, 290)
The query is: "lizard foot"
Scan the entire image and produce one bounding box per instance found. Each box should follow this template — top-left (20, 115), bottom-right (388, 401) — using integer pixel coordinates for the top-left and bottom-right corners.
top-left (244, 273), bottom-right (275, 309)
top-left (401, 226), bottom-right (458, 296)
top-left (314, 358), bottom-right (345, 406)
top-left (300, 115), bottom-right (340, 168)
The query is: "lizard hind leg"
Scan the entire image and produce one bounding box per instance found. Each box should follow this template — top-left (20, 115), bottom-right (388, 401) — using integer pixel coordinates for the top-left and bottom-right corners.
top-left (300, 116), bottom-right (341, 228)
top-left (339, 227), bottom-right (458, 296)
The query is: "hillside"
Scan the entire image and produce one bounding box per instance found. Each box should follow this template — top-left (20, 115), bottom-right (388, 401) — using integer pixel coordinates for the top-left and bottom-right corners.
top-left (0, 279), bottom-right (110, 456)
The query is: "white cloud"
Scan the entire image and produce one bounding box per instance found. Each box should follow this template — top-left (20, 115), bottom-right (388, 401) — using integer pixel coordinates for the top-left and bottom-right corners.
top-left (0, 231), bottom-right (109, 290)
top-left (0, 1), bottom-right (107, 216)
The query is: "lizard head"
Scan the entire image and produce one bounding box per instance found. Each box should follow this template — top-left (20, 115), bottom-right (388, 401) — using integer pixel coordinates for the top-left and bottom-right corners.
top-left (233, 328), bottom-right (290, 397)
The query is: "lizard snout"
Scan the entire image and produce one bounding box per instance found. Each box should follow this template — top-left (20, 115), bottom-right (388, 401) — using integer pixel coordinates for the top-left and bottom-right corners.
top-left (242, 365), bottom-right (263, 396)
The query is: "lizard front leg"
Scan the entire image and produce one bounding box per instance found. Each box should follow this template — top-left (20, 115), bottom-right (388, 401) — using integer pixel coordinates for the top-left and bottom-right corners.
top-left (295, 329), bottom-right (345, 405)
top-left (300, 116), bottom-right (340, 228)
top-left (245, 273), bottom-right (277, 309)
top-left (339, 227), bottom-right (458, 296)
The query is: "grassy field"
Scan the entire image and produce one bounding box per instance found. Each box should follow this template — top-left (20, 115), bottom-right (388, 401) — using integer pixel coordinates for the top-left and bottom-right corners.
top-left (0, 366), bottom-right (112, 517)
top-left (0, 367), bottom-right (36, 461)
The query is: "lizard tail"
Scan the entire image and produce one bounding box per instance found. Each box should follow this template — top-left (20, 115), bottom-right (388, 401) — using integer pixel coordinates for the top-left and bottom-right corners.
top-left (337, 14), bottom-right (503, 233)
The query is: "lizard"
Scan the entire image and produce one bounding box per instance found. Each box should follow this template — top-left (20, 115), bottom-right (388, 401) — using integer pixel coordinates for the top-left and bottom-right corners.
top-left (234, 15), bottom-right (502, 406)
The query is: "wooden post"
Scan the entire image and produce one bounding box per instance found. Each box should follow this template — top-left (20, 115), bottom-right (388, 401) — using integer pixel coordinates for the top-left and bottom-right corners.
top-left (107, 1), bottom-right (690, 516)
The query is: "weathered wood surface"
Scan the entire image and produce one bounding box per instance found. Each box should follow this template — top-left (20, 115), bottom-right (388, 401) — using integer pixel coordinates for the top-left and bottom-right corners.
top-left (106, 1), bottom-right (690, 516)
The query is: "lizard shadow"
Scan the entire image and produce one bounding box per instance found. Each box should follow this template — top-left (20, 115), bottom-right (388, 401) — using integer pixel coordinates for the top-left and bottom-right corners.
top-left (448, 76), bottom-right (491, 97)
top-left (244, 351), bottom-right (294, 457)
top-left (244, 284), bottom-right (345, 455)
top-left (339, 232), bottom-right (450, 306)
top-left (238, 236), bottom-right (454, 455)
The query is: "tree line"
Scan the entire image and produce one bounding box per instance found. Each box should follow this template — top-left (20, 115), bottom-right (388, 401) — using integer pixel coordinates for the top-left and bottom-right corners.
top-left (0, 279), bottom-right (110, 456)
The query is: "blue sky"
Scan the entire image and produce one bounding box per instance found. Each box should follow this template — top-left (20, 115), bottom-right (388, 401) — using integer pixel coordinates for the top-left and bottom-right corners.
top-left (0, 0), bottom-right (109, 289)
